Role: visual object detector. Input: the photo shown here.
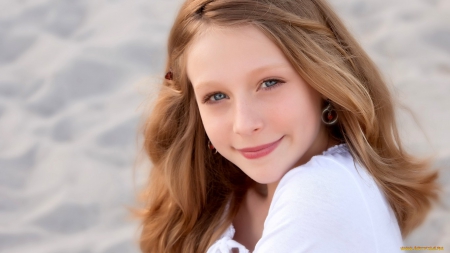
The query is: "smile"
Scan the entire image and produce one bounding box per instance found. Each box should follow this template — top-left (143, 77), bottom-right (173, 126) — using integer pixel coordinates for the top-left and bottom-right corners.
top-left (237, 136), bottom-right (284, 159)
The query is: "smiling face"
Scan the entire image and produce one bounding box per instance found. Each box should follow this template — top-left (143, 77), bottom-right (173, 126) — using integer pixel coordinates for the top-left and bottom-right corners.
top-left (187, 25), bottom-right (331, 185)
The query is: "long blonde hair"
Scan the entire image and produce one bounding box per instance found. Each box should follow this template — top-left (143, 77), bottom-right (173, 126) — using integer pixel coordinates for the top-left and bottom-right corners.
top-left (134, 0), bottom-right (440, 252)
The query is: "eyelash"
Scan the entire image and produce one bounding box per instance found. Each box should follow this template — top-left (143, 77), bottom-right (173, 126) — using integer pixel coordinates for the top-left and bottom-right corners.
top-left (202, 79), bottom-right (285, 104)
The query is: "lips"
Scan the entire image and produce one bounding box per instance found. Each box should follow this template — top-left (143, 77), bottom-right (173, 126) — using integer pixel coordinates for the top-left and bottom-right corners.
top-left (237, 136), bottom-right (284, 159)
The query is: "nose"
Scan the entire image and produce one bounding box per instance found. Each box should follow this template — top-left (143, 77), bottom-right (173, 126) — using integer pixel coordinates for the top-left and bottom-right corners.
top-left (232, 99), bottom-right (263, 136)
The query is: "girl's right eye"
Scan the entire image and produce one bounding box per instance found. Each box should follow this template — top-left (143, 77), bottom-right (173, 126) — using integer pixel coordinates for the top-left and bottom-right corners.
top-left (203, 92), bottom-right (228, 104)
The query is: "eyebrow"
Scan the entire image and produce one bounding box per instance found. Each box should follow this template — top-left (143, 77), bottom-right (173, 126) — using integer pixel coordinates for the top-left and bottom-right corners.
top-left (192, 63), bottom-right (289, 91)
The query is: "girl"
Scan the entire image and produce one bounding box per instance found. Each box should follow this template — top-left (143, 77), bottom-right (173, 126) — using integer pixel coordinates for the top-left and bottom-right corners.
top-left (135, 0), bottom-right (440, 252)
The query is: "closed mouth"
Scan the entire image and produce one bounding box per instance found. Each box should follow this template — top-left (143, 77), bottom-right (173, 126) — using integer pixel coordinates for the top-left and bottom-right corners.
top-left (237, 136), bottom-right (284, 159)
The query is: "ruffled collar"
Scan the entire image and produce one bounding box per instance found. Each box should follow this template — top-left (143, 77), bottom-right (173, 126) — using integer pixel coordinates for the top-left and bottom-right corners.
top-left (322, 143), bottom-right (349, 156)
top-left (206, 224), bottom-right (249, 253)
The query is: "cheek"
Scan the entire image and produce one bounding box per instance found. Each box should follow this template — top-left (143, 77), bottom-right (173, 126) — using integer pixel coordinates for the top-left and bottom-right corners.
top-left (270, 87), bottom-right (321, 131)
top-left (198, 106), bottom-right (228, 143)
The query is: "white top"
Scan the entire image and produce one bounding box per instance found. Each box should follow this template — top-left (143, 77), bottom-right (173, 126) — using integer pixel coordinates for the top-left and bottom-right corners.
top-left (207, 144), bottom-right (403, 253)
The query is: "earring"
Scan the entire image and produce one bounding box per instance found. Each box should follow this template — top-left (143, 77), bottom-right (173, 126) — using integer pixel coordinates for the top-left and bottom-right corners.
top-left (165, 70), bottom-right (173, 80)
top-left (322, 100), bottom-right (338, 125)
top-left (208, 140), bottom-right (218, 154)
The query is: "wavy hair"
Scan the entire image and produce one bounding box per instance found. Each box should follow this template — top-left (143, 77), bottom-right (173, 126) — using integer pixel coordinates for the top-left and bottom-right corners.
top-left (134, 0), bottom-right (440, 252)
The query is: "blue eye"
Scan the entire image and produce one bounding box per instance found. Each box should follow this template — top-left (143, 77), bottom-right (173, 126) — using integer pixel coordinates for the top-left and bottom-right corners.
top-left (261, 79), bottom-right (280, 88)
top-left (203, 92), bottom-right (228, 103)
top-left (212, 93), bottom-right (226, 101)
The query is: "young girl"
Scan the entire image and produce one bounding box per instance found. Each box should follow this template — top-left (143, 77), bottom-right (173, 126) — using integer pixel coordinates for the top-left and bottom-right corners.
top-left (136, 0), bottom-right (440, 252)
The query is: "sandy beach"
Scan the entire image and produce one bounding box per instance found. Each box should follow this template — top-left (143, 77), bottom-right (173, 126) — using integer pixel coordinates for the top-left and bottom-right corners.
top-left (0, 0), bottom-right (449, 252)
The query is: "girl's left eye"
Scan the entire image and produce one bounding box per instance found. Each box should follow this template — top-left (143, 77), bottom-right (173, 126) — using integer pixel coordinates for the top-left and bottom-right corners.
top-left (260, 79), bottom-right (283, 89)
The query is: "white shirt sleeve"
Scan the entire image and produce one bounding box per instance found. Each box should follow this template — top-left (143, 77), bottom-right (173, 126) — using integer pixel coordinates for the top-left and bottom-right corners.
top-left (253, 156), bottom-right (379, 253)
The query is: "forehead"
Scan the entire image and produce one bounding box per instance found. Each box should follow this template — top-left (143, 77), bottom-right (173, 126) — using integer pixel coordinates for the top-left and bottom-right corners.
top-left (186, 25), bottom-right (291, 87)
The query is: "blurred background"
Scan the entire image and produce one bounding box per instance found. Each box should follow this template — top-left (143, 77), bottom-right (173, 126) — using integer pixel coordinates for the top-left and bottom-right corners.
top-left (0, 0), bottom-right (448, 252)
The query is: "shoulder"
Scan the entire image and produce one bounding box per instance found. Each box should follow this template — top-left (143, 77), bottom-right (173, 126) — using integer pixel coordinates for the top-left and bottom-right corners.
top-left (255, 144), bottom-right (402, 252)
top-left (271, 144), bottom-right (361, 212)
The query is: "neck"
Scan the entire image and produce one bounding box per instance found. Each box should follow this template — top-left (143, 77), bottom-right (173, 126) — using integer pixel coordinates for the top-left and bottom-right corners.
top-left (248, 180), bottom-right (279, 207)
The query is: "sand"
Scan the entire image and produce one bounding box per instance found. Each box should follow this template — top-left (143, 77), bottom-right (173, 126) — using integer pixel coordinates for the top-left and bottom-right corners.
top-left (0, 0), bottom-right (448, 252)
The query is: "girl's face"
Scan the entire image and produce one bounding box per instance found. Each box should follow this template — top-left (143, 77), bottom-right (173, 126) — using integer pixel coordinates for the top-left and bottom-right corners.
top-left (187, 25), bottom-right (330, 184)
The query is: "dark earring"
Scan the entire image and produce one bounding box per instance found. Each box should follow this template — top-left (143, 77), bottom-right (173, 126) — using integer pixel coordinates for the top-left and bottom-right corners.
top-left (208, 140), bottom-right (218, 154)
top-left (322, 100), bottom-right (338, 125)
top-left (165, 70), bottom-right (173, 80)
